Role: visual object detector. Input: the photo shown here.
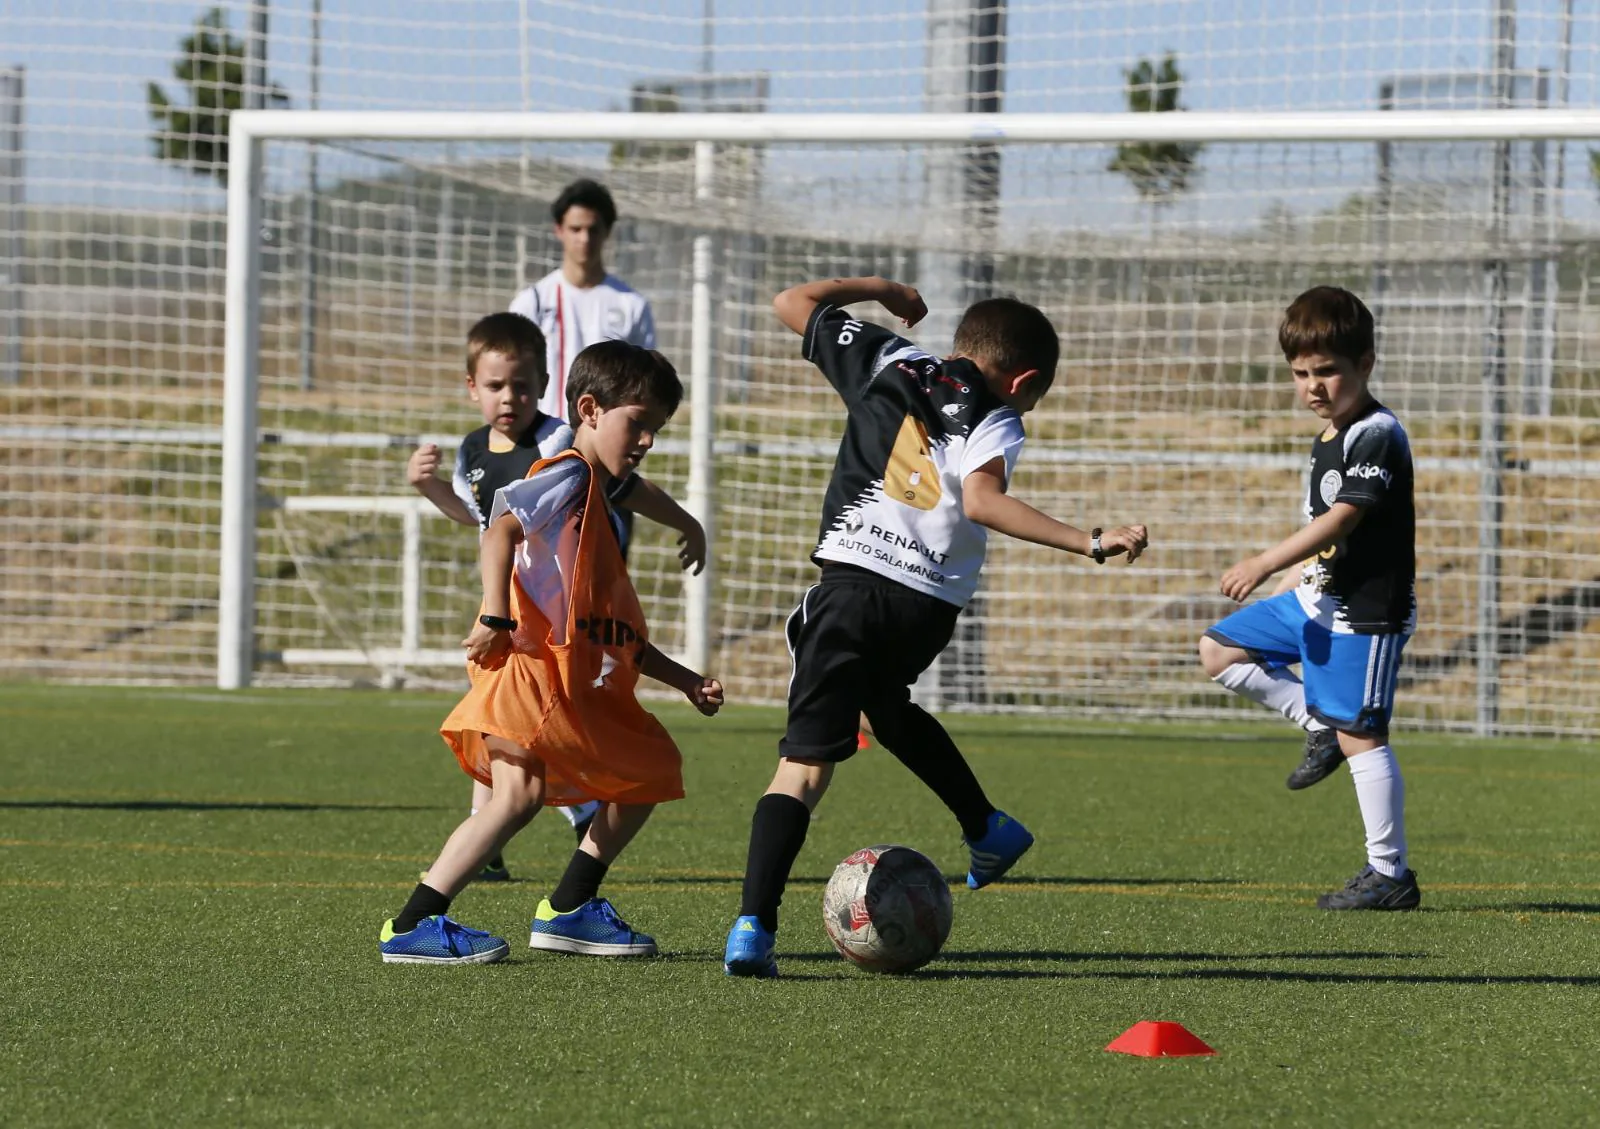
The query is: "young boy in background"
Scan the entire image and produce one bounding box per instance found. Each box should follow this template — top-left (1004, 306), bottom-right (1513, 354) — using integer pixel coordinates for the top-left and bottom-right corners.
top-left (380, 342), bottom-right (723, 964)
top-left (406, 313), bottom-right (705, 876)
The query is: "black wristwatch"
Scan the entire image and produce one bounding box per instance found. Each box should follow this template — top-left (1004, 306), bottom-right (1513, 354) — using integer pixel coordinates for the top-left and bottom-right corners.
top-left (1090, 528), bottom-right (1106, 565)
top-left (478, 614), bottom-right (517, 631)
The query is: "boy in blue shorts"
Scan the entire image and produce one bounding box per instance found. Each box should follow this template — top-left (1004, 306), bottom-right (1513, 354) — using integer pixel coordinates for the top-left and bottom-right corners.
top-left (1199, 286), bottom-right (1419, 910)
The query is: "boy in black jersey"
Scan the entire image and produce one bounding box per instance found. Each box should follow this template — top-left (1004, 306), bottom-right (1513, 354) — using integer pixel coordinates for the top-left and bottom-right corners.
top-left (405, 313), bottom-right (706, 875)
top-left (722, 276), bottom-right (1149, 977)
top-left (1199, 286), bottom-right (1420, 910)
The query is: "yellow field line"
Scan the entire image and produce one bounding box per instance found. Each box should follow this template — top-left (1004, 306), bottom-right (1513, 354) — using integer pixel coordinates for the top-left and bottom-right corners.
top-left (0, 836), bottom-right (432, 864)
top-left (5, 840), bottom-right (1600, 902)
top-left (0, 785), bottom-right (446, 809)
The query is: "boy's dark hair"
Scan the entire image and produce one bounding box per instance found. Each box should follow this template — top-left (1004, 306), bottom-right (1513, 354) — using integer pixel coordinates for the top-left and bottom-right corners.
top-left (1279, 286), bottom-right (1375, 363)
top-left (952, 297), bottom-right (1060, 391)
top-left (566, 340), bottom-right (682, 421)
top-left (551, 178), bottom-right (619, 230)
top-left (465, 311), bottom-right (547, 379)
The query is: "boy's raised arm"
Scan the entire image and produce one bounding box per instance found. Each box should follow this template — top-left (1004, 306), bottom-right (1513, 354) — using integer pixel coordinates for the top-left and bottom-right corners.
top-left (407, 442), bottom-right (478, 527)
top-left (772, 276), bottom-right (928, 336)
top-left (963, 458), bottom-right (1148, 562)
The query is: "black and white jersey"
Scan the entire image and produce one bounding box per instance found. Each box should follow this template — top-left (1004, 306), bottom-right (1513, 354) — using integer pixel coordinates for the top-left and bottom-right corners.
top-left (802, 303), bottom-right (1027, 608)
top-left (454, 415), bottom-right (638, 535)
top-left (452, 414), bottom-right (574, 532)
top-left (1296, 400), bottom-right (1417, 634)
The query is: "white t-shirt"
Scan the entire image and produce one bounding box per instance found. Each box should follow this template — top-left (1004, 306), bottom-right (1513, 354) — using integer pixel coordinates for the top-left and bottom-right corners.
top-left (509, 270), bottom-right (656, 421)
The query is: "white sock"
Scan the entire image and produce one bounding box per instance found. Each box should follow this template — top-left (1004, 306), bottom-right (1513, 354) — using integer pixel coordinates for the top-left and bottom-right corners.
top-left (1213, 662), bottom-right (1326, 731)
top-left (1347, 746), bottom-right (1407, 878)
top-left (558, 801), bottom-right (601, 827)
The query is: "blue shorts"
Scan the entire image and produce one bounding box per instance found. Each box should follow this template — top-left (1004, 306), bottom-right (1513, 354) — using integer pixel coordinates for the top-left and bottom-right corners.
top-left (1206, 591), bottom-right (1408, 736)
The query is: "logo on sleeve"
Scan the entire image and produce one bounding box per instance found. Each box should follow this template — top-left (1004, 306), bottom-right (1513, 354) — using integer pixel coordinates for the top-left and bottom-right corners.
top-left (1347, 463), bottom-right (1393, 487)
top-left (1319, 469), bottom-right (1343, 506)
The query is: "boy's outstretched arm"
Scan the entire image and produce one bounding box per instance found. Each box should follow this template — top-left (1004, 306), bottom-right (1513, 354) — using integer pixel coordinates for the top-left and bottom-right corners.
top-left (1220, 503), bottom-right (1364, 602)
top-left (638, 643), bottom-right (723, 716)
top-left (616, 476), bottom-right (707, 575)
top-left (459, 511), bottom-right (523, 666)
top-left (406, 443), bottom-right (478, 527)
top-left (772, 277), bottom-right (928, 336)
top-left (963, 458), bottom-right (1148, 561)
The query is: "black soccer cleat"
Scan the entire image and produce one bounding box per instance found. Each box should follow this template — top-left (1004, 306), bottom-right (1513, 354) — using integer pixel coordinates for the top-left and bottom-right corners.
top-left (1286, 727), bottom-right (1345, 791)
top-left (1316, 865), bottom-right (1421, 910)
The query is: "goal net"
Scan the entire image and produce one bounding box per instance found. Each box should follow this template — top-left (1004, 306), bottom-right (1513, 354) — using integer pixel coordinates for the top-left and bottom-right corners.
top-left (208, 109), bottom-right (1600, 737)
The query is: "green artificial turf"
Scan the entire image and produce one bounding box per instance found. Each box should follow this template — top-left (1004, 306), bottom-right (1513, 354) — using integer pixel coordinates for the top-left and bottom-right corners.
top-left (1, 685), bottom-right (1596, 1127)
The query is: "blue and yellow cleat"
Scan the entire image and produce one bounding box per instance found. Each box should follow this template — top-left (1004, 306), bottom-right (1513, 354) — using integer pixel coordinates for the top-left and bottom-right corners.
top-left (723, 915), bottom-right (778, 978)
top-left (528, 897), bottom-right (657, 956)
top-left (965, 809), bottom-right (1035, 889)
top-left (379, 915), bottom-right (509, 965)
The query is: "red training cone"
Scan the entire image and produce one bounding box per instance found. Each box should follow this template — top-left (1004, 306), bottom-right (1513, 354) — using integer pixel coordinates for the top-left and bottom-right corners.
top-left (1105, 1021), bottom-right (1216, 1058)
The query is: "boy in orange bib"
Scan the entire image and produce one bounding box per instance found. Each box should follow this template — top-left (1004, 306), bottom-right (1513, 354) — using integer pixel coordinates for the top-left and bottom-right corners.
top-left (379, 342), bottom-right (723, 965)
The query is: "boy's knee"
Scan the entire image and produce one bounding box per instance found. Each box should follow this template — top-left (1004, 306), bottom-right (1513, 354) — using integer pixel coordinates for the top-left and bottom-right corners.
top-left (1198, 635), bottom-right (1234, 678)
top-left (771, 757), bottom-right (834, 808)
top-left (490, 781), bottom-right (543, 823)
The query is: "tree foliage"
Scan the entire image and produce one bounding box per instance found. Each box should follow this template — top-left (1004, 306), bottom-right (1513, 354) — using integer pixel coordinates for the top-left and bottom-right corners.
top-left (1107, 53), bottom-right (1204, 208)
top-left (147, 8), bottom-right (286, 186)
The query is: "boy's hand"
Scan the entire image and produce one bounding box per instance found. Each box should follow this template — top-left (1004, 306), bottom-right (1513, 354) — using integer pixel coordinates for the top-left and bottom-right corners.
top-left (407, 443), bottom-right (442, 489)
top-left (461, 621), bottom-right (512, 667)
top-left (676, 518), bottom-right (707, 576)
top-left (881, 282), bottom-right (928, 329)
top-left (1220, 556), bottom-right (1273, 603)
top-left (686, 677), bottom-right (724, 717)
top-left (1100, 524), bottom-right (1149, 563)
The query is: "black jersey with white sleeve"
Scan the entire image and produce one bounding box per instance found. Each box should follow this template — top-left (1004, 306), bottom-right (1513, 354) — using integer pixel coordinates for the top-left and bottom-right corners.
top-left (1297, 400), bottom-right (1417, 634)
top-left (802, 303), bottom-right (1026, 608)
top-left (451, 415), bottom-right (640, 533)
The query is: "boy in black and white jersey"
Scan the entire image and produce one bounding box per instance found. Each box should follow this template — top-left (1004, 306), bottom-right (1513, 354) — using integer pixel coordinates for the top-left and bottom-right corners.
top-left (722, 276), bottom-right (1149, 977)
top-left (1199, 286), bottom-right (1420, 911)
top-left (405, 313), bottom-right (706, 876)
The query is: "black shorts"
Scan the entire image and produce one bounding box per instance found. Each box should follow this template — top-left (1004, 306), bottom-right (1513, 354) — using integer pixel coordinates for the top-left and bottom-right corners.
top-left (779, 564), bottom-right (960, 763)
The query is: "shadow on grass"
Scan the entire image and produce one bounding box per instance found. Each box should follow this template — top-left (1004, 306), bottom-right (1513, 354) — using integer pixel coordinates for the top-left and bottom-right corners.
top-left (780, 949), bottom-right (1428, 965)
top-left (1043, 969), bottom-right (1600, 987)
top-left (939, 875), bottom-right (1247, 888)
top-left (0, 800), bottom-right (439, 813)
top-left (765, 955), bottom-right (1597, 986)
top-left (617, 873), bottom-right (1247, 889)
top-left (1457, 902), bottom-right (1600, 916)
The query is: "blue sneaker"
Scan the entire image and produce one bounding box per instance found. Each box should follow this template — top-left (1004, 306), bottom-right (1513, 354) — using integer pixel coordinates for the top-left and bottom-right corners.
top-left (723, 915), bottom-right (778, 978)
top-left (965, 810), bottom-right (1035, 889)
top-left (379, 915), bottom-right (509, 965)
top-left (528, 897), bottom-right (657, 956)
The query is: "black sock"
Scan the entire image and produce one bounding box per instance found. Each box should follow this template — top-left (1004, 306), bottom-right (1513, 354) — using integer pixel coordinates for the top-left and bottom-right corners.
top-left (548, 850), bottom-right (610, 913)
top-left (869, 703), bottom-right (995, 842)
top-left (392, 883), bottom-right (451, 934)
top-left (486, 853), bottom-right (506, 871)
top-left (739, 793), bottom-right (813, 933)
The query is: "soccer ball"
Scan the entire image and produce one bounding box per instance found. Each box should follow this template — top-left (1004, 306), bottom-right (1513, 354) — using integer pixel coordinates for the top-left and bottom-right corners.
top-left (822, 844), bottom-right (953, 974)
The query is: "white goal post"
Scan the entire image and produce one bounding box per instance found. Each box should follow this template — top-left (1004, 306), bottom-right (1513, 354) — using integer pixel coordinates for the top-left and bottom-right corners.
top-left (219, 109), bottom-right (1600, 738)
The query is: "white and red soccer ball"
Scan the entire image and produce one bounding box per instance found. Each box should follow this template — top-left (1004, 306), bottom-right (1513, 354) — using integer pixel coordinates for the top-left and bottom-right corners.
top-left (822, 844), bottom-right (953, 974)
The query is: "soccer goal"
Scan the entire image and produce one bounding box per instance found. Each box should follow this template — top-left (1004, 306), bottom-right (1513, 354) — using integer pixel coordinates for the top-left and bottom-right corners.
top-left (218, 108), bottom-right (1600, 737)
